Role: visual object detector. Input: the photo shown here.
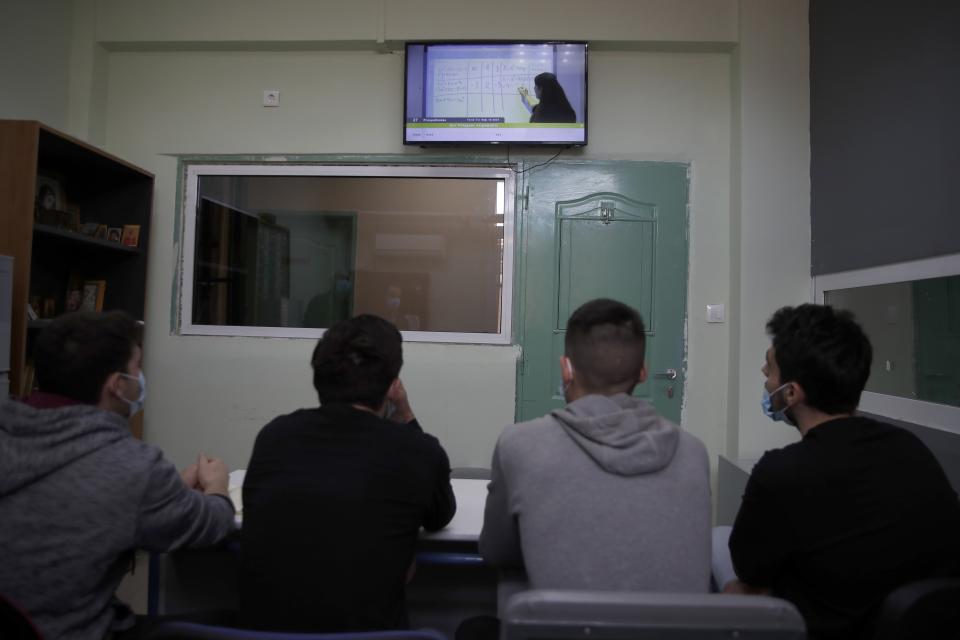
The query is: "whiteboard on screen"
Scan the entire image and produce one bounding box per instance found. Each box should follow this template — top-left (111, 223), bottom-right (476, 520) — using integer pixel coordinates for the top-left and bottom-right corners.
top-left (429, 58), bottom-right (554, 120)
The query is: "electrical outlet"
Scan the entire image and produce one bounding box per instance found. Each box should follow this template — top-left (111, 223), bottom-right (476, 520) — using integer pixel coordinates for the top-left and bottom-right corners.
top-left (263, 90), bottom-right (280, 107)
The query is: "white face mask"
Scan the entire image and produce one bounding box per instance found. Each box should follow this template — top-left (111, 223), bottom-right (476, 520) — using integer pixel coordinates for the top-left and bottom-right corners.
top-left (118, 371), bottom-right (147, 417)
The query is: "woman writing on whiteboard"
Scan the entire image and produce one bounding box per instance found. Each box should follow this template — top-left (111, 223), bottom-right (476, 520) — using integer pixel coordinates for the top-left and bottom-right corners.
top-left (518, 72), bottom-right (577, 123)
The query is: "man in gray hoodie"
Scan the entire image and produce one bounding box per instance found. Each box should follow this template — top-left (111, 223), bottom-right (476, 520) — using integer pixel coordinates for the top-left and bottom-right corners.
top-left (479, 298), bottom-right (711, 592)
top-left (0, 311), bottom-right (236, 640)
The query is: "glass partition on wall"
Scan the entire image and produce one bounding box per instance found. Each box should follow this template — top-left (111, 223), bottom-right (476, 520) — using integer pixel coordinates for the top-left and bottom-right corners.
top-left (824, 275), bottom-right (960, 409)
top-left (815, 254), bottom-right (960, 434)
top-left (181, 165), bottom-right (515, 343)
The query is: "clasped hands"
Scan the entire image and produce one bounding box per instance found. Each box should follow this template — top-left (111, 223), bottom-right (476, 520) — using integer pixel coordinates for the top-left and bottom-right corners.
top-left (180, 454), bottom-right (229, 496)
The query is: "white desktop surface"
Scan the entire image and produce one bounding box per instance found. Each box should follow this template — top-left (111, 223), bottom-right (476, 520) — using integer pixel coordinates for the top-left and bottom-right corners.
top-left (423, 478), bottom-right (488, 542)
top-left (227, 471), bottom-right (487, 542)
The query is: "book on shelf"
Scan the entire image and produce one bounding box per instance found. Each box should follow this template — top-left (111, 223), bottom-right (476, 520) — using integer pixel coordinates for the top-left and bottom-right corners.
top-left (19, 361), bottom-right (35, 398)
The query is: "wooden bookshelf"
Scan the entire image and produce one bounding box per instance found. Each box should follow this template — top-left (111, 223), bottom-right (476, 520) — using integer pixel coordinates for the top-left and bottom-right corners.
top-left (0, 120), bottom-right (153, 402)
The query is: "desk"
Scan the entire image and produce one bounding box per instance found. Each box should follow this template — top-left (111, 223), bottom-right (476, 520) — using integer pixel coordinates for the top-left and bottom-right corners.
top-left (716, 456), bottom-right (757, 526)
top-left (154, 476), bottom-right (497, 636)
top-left (423, 478), bottom-right (487, 542)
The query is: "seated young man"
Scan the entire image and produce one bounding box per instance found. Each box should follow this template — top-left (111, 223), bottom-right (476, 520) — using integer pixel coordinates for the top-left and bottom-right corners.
top-left (0, 311), bottom-right (235, 640)
top-left (239, 314), bottom-right (456, 632)
top-left (726, 304), bottom-right (960, 639)
top-left (480, 298), bottom-right (712, 591)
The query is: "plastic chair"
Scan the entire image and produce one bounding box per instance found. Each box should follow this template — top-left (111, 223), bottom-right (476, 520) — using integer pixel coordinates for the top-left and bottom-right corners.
top-left (502, 589), bottom-right (806, 639)
top-left (0, 595), bottom-right (43, 640)
top-left (144, 622), bottom-right (447, 640)
top-left (872, 577), bottom-right (960, 640)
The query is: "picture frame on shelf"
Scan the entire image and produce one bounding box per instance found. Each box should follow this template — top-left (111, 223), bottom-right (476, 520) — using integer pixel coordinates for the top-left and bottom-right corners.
top-left (79, 222), bottom-right (100, 237)
top-left (94, 224), bottom-right (108, 240)
top-left (20, 362), bottom-right (36, 398)
top-left (65, 274), bottom-right (83, 313)
top-left (35, 173), bottom-right (64, 214)
top-left (121, 224), bottom-right (141, 247)
top-left (64, 203), bottom-right (81, 232)
top-left (107, 227), bottom-right (122, 243)
top-left (65, 288), bottom-right (82, 312)
top-left (80, 280), bottom-right (106, 312)
top-left (62, 208), bottom-right (80, 232)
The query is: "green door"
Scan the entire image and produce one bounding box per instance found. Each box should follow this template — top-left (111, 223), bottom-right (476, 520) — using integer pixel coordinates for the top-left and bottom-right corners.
top-left (516, 161), bottom-right (689, 423)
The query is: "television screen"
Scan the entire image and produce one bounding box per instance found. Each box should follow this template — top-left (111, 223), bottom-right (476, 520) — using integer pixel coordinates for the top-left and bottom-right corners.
top-left (404, 42), bottom-right (588, 146)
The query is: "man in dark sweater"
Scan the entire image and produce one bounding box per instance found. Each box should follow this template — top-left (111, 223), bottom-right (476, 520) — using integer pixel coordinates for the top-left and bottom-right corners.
top-left (240, 314), bottom-right (456, 632)
top-left (0, 311), bottom-right (236, 640)
top-left (726, 304), bottom-right (960, 640)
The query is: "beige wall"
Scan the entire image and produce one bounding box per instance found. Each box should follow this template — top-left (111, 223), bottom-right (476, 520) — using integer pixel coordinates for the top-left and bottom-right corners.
top-left (0, 0), bottom-right (72, 129)
top-left (732, 0), bottom-right (812, 460)
top-left (3, 0), bottom-right (812, 476)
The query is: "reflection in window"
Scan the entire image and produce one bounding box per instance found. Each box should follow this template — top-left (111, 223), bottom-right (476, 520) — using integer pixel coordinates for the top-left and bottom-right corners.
top-left (825, 275), bottom-right (960, 408)
top-left (190, 173), bottom-right (507, 336)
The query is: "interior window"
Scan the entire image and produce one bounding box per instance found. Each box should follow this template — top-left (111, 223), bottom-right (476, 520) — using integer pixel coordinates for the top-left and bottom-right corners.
top-left (182, 165), bottom-right (514, 343)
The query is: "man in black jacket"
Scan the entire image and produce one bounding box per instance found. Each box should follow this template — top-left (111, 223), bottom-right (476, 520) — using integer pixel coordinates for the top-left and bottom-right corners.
top-left (726, 304), bottom-right (960, 640)
top-left (240, 314), bottom-right (456, 632)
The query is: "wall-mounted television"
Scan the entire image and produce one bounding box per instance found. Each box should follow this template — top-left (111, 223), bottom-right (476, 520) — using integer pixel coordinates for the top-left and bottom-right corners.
top-left (404, 41), bottom-right (588, 146)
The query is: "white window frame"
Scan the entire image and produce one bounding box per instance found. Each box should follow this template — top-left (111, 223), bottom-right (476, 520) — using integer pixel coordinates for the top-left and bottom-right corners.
top-left (180, 163), bottom-right (516, 344)
top-left (813, 252), bottom-right (960, 435)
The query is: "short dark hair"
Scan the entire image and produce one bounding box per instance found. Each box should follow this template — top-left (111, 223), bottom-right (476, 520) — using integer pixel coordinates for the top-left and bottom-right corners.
top-left (34, 311), bottom-right (142, 404)
top-left (564, 299), bottom-right (646, 395)
top-left (766, 304), bottom-right (872, 414)
top-left (311, 315), bottom-right (403, 409)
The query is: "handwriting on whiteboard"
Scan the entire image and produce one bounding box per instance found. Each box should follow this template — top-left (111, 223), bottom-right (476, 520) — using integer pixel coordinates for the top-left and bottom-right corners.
top-left (430, 58), bottom-right (553, 120)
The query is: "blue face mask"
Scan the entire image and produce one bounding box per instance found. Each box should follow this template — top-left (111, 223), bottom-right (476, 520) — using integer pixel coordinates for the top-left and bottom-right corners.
top-left (761, 382), bottom-right (795, 426)
top-left (118, 371), bottom-right (147, 417)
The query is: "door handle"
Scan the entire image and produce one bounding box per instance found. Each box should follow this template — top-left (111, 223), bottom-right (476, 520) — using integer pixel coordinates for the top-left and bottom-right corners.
top-left (652, 368), bottom-right (677, 380)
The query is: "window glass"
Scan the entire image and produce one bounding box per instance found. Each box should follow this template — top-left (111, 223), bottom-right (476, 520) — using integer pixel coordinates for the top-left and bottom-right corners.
top-left (825, 275), bottom-right (960, 408)
top-left (184, 167), bottom-right (513, 342)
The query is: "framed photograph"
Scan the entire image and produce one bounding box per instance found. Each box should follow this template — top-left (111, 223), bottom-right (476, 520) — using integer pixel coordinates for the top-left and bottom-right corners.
top-left (80, 222), bottom-right (100, 237)
top-left (121, 224), bottom-right (141, 247)
top-left (107, 227), bottom-right (122, 243)
top-left (65, 274), bottom-right (83, 313)
top-left (94, 224), bottom-right (108, 240)
top-left (35, 174), bottom-right (64, 212)
top-left (63, 203), bottom-right (81, 232)
top-left (42, 297), bottom-right (56, 318)
top-left (61, 209), bottom-right (80, 232)
top-left (80, 280), bottom-right (106, 312)
top-left (65, 287), bottom-right (82, 312)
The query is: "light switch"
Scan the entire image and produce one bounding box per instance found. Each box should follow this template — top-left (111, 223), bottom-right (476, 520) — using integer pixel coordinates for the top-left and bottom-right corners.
top-left (706, 304), bottom-right (725, 323)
